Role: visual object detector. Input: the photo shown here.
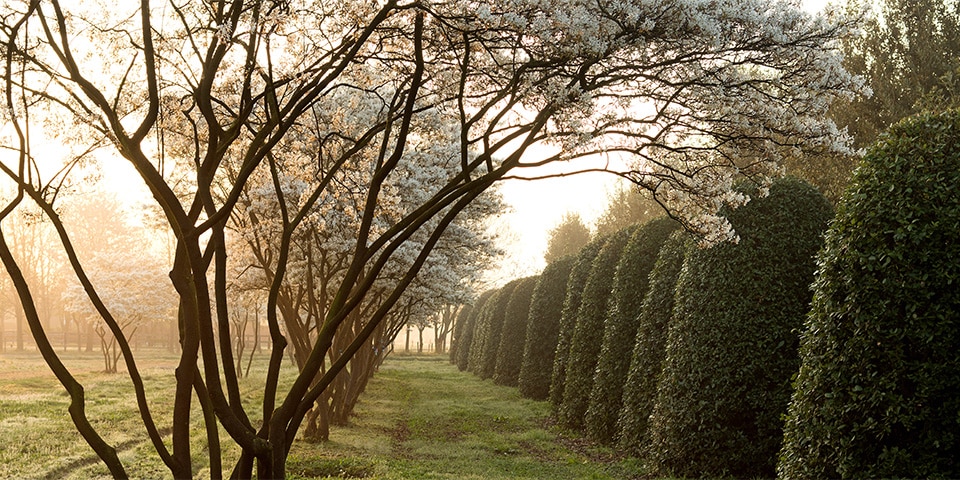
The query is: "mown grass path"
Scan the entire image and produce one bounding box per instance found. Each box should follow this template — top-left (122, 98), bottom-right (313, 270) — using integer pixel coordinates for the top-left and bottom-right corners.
top-left (0, 352), bottom-right (647, 478)
top-left (288, 355), bottom-right (647, 479)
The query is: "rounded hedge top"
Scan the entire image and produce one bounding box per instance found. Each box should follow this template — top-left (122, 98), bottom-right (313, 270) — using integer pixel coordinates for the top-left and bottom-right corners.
top-left (648, 177), bottom-right (833, 478)
top-left (779, 110), bottom-right (960, 479)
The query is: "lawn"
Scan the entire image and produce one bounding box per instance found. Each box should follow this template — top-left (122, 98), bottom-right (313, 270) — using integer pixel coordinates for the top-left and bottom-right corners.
top-left (0, 351), bottom-right (647, 479)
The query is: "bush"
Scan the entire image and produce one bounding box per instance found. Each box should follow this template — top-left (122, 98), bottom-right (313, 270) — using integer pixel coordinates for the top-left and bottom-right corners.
top-left (449, 303), bottom-right (474, 364)
top-left (559, 225), bottom-right (637, 429)
top-left (647, 177), bottom-right (833, 478)
top-left (518, 255), bottom-right (576, 400)
top-left (549, 235), bottom-right (608, 412)
top-left (585, 217), bottom-right (679, 444)
top-left (779, 110), bottom-right (960, 479)
top-left (494, 276), bottom-right (539, 386)
top-left (616, 230), bottom-right (690, 455)
top-left (465, 289), bottom-right (498, 374)
top-left (477, 279), bottom-right (521, 380)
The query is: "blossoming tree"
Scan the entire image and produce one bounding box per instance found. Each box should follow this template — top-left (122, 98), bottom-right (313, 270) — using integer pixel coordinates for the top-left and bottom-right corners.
top-left (0, 0), bottom-right (861, 476)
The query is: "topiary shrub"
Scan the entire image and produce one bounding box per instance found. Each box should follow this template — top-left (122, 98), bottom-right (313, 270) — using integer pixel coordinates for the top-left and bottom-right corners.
top-left (585, 217), bottom-right (679, 444)
top-left (494, 276), bottom-right (539, 387)
top-left (519, 255), bottom-right (577, 400)
top-left (477, 279), bottom-right (520, 380)
top-left (616, 230), bottom-right (691, 455)
top-left (449, 303), bottom-right (474, 364)
top-left (550, 235), bottom-right (607, 412)
top-left (779, 110), bottom-right (960, 479)
top-left (647, 177), bottom-right (833, 478)
top-left (466, 289), bottom-right (499, 374)
top-left (559, 225), bottom-right (637, 429)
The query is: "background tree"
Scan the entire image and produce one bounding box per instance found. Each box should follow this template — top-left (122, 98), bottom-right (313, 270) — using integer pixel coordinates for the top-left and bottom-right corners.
top-left (585, 217), bottom-right (678, 443)
top-left (518, 254), bottom-right (576, 400)
top-left (779, 110), bottom-right (960, 479)
top-left (543, 213), bottom-right (592, 265)
top-left (647, 178), bottom-right (833, 478)
top-left (616, 230), bottom-right (690, 455)
top-left (493, 275), bottom-right (538, 387)
top-left (594, 186), bottom-right (662, 237)
top-left (836, 0), bottom-right (960, 149)
top-left (559, 225), bottom-right (636, 429)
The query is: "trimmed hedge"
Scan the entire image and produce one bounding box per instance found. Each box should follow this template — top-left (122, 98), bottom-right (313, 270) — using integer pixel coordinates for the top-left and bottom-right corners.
top-left (467, 289), bottom-right (500, 374)
top-left (456, 290), bottom-right (494, 371)
top-left (616, 230), bottom-right (690, 455)
top-left (477, 279), bottom-right (521, 380)
top-left (559, 225), bottom-right (637, 429)
top-left (647, 178), bottom-right (833, 478)
top-left (779, 110), bottom-right (960, 479)
top-left (494, 276), bottom-right (539, 386)
top-left (449, 303), bottom-right (474, 364)
top-left (585, 217), bottom-right (679, 444)
top-left (519, 255), bottom-right (577, 400)
top-left (549, 235), bottom-right (608, 412)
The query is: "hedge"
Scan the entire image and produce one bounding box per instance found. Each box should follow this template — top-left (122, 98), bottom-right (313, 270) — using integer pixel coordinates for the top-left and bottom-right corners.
top-left (616, 230), bottom-right (690, 455)
top-left (466, 288), bottom-right (500, 374)
top-left (559, 225), bottom-right (637, 429)
top-left (477, 279), bottom-right (521, 380)
top-left (647, 177), bottom-right (833, 478)
top-left (779, 110), bottom-right (960, 479)
top-left (494, 276), bottom-right (539, 386)
top-left (518, 255), bottom-right (577, 400)
top-left (456, 290), bottom-right (494, 371)
top-left (449, 303), bottom-right (474, 364)
top-left (549, 235), bottom-right (608, 412)
top-left (585, 217), bottom-right (679, 444)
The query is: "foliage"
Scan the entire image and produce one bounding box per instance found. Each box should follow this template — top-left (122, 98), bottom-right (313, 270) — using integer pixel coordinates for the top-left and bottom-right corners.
top-left (543, 213), bottom-right (592, 265)
top-left (467, 289), bottom-right (501, 375)
top-left (456, 291), bottom-right (495, 372)
top-left (449, 304), bottom-right (473, 363)
top-left (647, 178), bottom-right (833, 478)
top-left (585, 217), bottom-right (678, 443)
top-left (518, 255), bottom-right (577, 400)
top-left (594, 186), bottom-right (662, 237)
top-left (493, 276), bottom-right (539, 386)
top-left (549, 236), bottom-right (607, 411)
top-left (779, 110), bottom-right (960, 479)
top-left (559, 225), bottom-right (636, 429)
top-left (835, 0), bottom-right (960, 148)
top-left (616, 230), bottom-right (691, 456)
top-left (477, 280), bottom-right (521, 380)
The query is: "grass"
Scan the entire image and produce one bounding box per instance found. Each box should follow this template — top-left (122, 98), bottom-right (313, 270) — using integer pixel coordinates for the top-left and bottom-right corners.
top-left (0, 350), bottom-right (650, 479)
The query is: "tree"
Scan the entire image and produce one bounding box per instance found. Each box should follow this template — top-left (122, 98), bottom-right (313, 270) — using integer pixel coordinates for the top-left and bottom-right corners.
top-left (493, 275), bottom-right (538, 387)
top-left (543, 213), bottom-right (591, 264)
top-left (518, 254), bottom-right (576, 400)
top-left (835, 0), bottom-right (960, 149)
top-left (594, 186), bottom-right (662, 237)
top-left (647, 178), bottom-right (833, 478)
top-left (0, 0), bottom-right (862, 476)
top-left (550, 235), bottom-right (606, 411)
top-left (779, 110), bottom-right (960, 479)
top-left (559, 225), bottom-right (635, 429)
top-left (585, 217), bottom-right (678, 444)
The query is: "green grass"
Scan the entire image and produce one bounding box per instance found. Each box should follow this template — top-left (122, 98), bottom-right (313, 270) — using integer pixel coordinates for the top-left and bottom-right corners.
top-left (0, 351), bottom-right (650, 479)
top-left (286, 355), bottom-right (650, 479)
